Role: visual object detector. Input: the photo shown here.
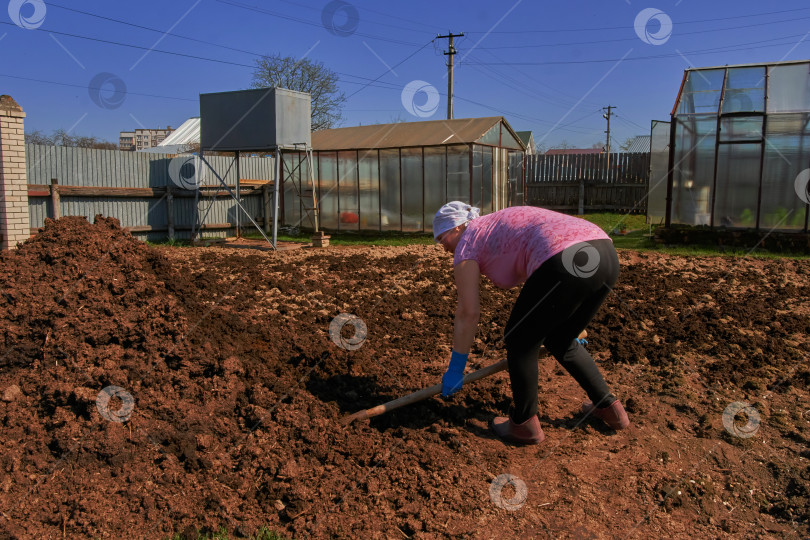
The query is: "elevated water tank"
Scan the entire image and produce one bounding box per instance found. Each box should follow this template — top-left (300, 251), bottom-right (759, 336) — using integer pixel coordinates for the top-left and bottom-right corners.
top-left (200, 87), bottom-right (312, 151)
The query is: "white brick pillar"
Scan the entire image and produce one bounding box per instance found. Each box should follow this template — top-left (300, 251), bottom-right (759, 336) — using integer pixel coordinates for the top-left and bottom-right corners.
top-left (0, 95), bottom-right (29, 250)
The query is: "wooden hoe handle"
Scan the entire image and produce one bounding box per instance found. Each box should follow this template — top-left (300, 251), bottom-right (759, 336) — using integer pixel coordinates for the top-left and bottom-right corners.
top-left (341, 330), bottom-right (587, 425)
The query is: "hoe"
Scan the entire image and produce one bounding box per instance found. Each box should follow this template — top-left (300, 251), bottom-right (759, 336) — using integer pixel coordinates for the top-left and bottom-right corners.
top-left (342, 331), bottom-right (586, 425)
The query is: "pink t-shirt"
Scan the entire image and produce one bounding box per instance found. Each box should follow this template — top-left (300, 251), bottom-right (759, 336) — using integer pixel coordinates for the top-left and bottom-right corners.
top-left (453, 206), bottom-right (611, 289)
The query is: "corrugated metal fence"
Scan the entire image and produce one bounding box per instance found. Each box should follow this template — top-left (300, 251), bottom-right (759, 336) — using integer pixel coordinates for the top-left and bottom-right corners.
top-left (26, 144), bottom-right (275, 240)
top-left (525, 152), bottom-right (649, 213)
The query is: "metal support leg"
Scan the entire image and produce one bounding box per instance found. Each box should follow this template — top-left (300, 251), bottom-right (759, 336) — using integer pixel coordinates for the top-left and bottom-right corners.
top-left (235, 151), bottom-right (241, 238)
top-left (197, 154), bottom-right (275, 249)
top-left (272, 149), bottom-right (281, 249)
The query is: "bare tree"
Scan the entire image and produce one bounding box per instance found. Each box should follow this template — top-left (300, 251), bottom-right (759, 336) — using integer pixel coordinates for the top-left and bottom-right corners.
top-left (24, 130), bottom-right (52, 146)
top-left (25, 129), bottom-right (117, 149)
top-left (554, 140), bottom-right (572, 150)
top-left (619, 137), bottom-right (636, 151)
top-left (387, 113), bottom-right (409, 124)
top-left (251, 54), bottom-right (346, 131)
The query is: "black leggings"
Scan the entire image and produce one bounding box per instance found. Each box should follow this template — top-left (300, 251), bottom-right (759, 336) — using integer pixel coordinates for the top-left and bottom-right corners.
top-left (504, 239), bottom-right (619, 423)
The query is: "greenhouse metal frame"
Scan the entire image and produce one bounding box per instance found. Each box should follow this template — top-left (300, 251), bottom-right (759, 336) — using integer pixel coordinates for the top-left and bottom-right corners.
top-left (665, 60), bottom-right (810, 232)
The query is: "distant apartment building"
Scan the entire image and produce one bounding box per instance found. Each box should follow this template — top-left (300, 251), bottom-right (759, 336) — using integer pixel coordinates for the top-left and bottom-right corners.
top-left (119, 132), bottom-right (135, 151)
top-left (119, 126), bottom-right (173, 151)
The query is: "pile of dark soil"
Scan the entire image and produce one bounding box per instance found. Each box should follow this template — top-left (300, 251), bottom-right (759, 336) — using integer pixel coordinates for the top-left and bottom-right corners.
top-left (0, 216), bottom-right (807, 538)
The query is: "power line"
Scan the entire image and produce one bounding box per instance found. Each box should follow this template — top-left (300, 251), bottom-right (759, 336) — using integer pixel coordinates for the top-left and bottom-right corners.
top-left (613, 114), bottom-right (647, 132)
top-left (422, 60), bottom-right (606, 134)
top-left (461, 36), bottom-right (810, 65)
top-left (48, 0), bottom-right (435, 76)
top-left (3, 67), bottom-right (600, 137)
top-left (0, 68), bottom-right (442, 117)
top-left (345, 40), bottom-right (435, 99)
top-left (269, 0), bottom-right (449, 35)
top-left (48, 2), bottom-right (273, 58)
top-left (462, 6), bottom-right (810, 34)
top-left (465, 63), bottom-right (600, 117)
top-left (555, 109), bottom-right (605, 131)
top-left (0, 20), bottom-right (258, 68)
top-left (474, 15), bottom-right (810, 49)
top-left (215, 0), bottom-right (422, 46)
top-left (0, 20), bottom-right (426, 95)
top-left (451, 94), bottom-right (602, 135)
top-left (0, 73), bottom-right (197, 102)
top-left (467, 50), bottom-right (603, 109)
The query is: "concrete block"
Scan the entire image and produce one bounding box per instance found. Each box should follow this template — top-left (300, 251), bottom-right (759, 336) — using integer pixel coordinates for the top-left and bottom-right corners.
top-left (311, 231), bottom-right (331, 247)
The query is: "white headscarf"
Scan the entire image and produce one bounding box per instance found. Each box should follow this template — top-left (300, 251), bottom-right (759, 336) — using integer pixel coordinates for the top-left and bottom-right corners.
top-left (432, 201), bottom-right (480, 239)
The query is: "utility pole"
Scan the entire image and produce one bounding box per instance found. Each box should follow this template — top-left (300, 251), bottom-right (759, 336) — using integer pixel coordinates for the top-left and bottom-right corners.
top-left (437, 32), bottom-right (464, 119)
top-left (602, 105), bottom-right (615, 180)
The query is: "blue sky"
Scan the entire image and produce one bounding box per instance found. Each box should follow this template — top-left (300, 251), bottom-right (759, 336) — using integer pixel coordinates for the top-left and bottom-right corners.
top-left (3, 0), bottom-right (810, 149)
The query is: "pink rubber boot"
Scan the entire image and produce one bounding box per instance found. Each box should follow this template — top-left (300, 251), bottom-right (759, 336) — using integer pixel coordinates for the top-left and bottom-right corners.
top-left (491, 414), bottom-right (546, 445)
top-left (582, 399), bottom-right (630, 430)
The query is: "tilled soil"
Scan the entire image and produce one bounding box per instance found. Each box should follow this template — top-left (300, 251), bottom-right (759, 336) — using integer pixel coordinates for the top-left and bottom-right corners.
top-left (0, 216), bottom-right (808, 539)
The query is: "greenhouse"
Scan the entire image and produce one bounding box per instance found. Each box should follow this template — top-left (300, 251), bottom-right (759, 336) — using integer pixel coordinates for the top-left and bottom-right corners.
top-left (279, 116), bottom-right (526, 233)
top-left (662, 60), bottom-right (810, 231)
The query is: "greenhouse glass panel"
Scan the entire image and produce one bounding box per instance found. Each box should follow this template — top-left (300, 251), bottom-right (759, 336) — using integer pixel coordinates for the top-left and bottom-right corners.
top-left (499, 129), bottom-right (523, 150)
top-left (318, 152), bottom-right (338, 230)
top-left (671, 116), bottom-right (716, 225)
top-left (447, 145), bottom-right (470, 202)
top-left (767, 63), bottom-right (810, 113)
top-left (714, 143), bottom-right (761, 228)
top-left (507, 151), bottom-right (523, 206)
top-left (492, 148), bottom-right (505, 210)
top-left (401, 148), bottom-right (423, 232)
top-left (719, 117), bottom-right (763, 142)
top-left (424, 147), bottom-right (446, 220)
top-left (648, 120), bottom-right (671, 224)
top-left (358, 151), bottom-right (380, 231)
top-left (379, 149), bottom-right (400, 230)
top-left (472, 146), bottom-right (483, 207)
top-left (479, 124), bottom-right (500, 146)
top-left (297, 152), bottom-right (311, 227)
top-left (282, 153), bottom-right (300, 227)
top-left (722, 67), bottom-right (765, 114)
top-left (761, 113), bottom-right (810, 230)
top-left (677, 69), bottom-right (724, 115)
top-left (312, 153), bottom-right (320, 225)
top-left (337, 151), bottom-right (359, 232)
top-left (482, 146), bottom-right (493, 213)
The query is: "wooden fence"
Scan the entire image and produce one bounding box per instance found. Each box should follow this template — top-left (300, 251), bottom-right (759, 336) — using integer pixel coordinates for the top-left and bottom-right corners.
top-left (525, 152), bottom-right (649, 213)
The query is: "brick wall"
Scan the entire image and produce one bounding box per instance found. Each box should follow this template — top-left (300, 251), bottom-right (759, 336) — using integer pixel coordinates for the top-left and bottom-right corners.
top-left (0, 95), bottom-right (29, 250)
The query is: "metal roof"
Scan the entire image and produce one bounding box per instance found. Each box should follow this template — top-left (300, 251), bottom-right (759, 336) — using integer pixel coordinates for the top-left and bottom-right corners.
top-left (310, 116), bottom-right (525, 150)
top-left (624, 135), bottom-right (650, 153)
top-left (158, 117), bottom-right (200, 147)
top-left (138, 144), bottom-right (188, 154)
top-left (515, 131), bottom-right (533, 146)
top-left (546, 148), bottom-right (602, 155)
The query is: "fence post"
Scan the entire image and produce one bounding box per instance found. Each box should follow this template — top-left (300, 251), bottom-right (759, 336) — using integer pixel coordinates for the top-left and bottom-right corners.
top-left (578, 178), bottom-right (585, 214)
top-left (49, 178), bottom-right (61, 219)
top-left (0, 95), bottom-right (30, 250)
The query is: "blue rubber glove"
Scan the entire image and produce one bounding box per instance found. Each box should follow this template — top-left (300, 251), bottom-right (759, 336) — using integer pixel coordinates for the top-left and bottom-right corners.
top-left (442, 350), bottom-right (468, 397)
top-left (576, 337), bottom-right (588, 346)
